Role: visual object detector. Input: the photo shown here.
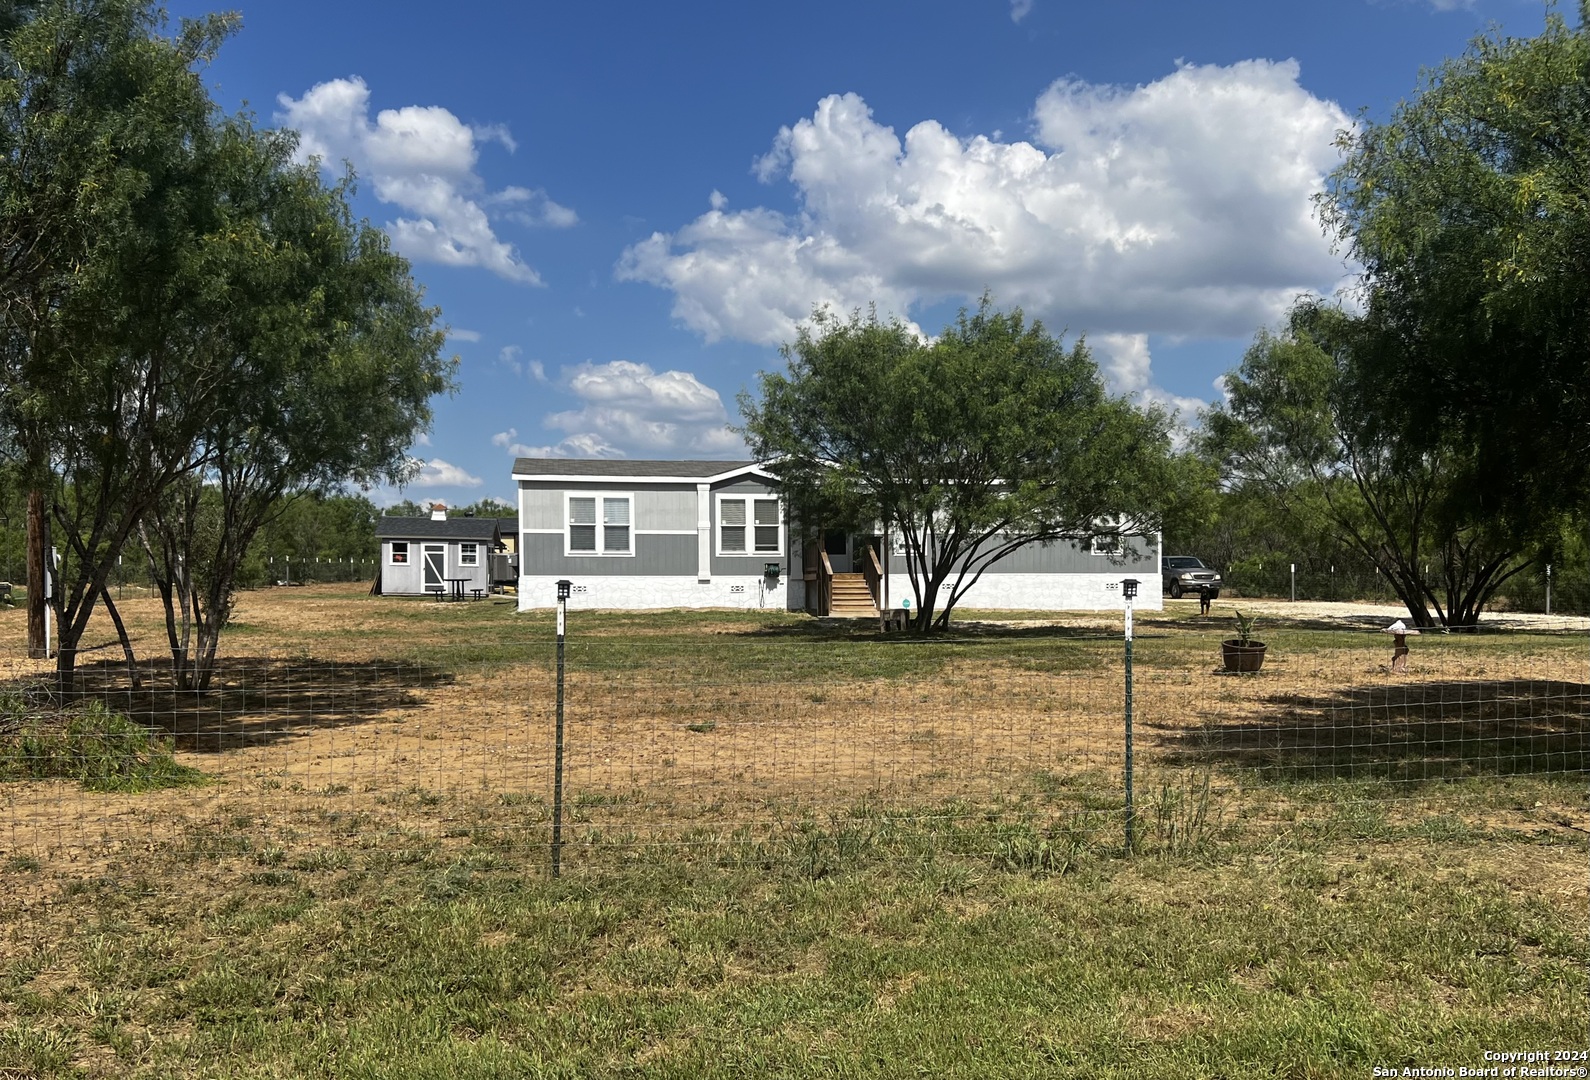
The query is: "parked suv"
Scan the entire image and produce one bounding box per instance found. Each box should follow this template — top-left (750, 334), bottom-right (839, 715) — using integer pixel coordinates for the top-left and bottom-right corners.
top-left (1162, 556), bottom-right (1222, 599)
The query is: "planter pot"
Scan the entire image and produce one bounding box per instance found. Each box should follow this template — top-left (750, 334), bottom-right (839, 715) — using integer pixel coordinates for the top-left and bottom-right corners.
top-left (1221, 639), bottom-right (1267, 673)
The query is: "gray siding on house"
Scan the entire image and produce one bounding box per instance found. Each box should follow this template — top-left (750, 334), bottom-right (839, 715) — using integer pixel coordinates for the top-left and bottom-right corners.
top-left (712, 477), bottom-right (777, 495)
top-left (711, 552), bottom-right (787, 576)
top-left (520, 532), bottom-right (696, 576)
top-left (520, 481), bottom-right (698, 533)
top-left (635, 488), bottom-right (696, 531)
top-left (520, 488), bottom-right (563, 531)
top-left (885, 535), bottom-right (1157, 575)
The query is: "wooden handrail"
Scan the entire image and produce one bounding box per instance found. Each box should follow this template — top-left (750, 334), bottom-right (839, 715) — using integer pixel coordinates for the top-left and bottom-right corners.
top-left (817, 550), bottom-right (834, 617)
top-left (862, 545), bottom-right (883, 611)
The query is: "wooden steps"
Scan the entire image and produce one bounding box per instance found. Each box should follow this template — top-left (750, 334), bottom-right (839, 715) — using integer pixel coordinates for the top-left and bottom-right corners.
top-left (828, 572), bottom-right (878, 617)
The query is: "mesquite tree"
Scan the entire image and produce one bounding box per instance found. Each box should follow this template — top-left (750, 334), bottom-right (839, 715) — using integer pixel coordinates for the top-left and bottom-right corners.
top-left (742, 300), bottom-right (1178, 631)
top-left (138, 121), bottom-right (452, 691)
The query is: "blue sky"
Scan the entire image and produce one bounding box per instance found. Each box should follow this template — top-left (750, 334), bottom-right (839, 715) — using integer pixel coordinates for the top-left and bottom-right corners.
top-left (166, 0), bottom-right (1560, 507)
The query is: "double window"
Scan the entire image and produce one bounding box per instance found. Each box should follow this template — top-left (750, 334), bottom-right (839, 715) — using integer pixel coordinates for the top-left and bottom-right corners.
top-left (717, 495), bottom-right (782, 556)
top-left (567, 494), bottom-right (632, 555)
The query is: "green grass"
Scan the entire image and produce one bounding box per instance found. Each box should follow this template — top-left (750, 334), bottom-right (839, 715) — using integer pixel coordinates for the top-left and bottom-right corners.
top-left (1, 800), bottom-right (1582, 1079)
top-left (0, 697), bottom-right (206, 792)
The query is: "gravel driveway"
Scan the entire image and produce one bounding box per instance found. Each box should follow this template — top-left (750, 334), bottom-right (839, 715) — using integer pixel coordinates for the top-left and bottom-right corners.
top-left (1182, 596), bottom-right (1590, 632)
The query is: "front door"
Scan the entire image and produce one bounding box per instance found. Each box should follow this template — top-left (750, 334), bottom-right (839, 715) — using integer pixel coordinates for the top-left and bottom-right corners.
top-left (422, 544), bottom-right (445, 591)
top-left (822, 529), bottom-right (852, 573)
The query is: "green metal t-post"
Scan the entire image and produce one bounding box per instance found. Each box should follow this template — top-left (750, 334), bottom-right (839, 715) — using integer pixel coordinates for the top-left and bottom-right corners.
top-left (552, 579), bottom-right (571, 877)
top-left (1121, 578), bottom-right (1139, 855)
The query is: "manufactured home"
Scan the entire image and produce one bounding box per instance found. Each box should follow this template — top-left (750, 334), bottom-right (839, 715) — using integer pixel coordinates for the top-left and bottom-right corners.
top-left (512, 458), bottom-right (1160, 614)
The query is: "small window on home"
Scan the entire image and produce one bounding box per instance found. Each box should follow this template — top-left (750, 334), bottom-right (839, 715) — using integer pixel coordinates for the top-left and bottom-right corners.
top-left (720, 495), bottom-right (781, 555)
top-left (390, 541), bottom-right (409, 565)
top-left (569, 497), bottom-right (597, 552)
top-left (721, 498), bottom-right (747, 553)
top-left (1091, 532), bottom-right (1122, 556)
top-left (753, 498), bottom-right (780, 552)
top-left (567, 495), bottom-right (631, 555)
top-left (603, 497), bottom-right (630, 553)
top-left (459, 542), bottom-right (479, 566)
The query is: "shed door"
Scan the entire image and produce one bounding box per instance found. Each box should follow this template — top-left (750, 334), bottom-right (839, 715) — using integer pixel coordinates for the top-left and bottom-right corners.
top-left (422, 544), bottom-right (445, 589)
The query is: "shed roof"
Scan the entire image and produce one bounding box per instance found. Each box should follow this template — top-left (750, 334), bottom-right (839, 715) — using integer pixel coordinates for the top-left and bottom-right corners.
top-left (374, 516), bottom-right (501, 541)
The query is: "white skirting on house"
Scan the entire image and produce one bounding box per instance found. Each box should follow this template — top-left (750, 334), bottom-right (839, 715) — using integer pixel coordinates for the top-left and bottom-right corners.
top-left (517, 575), bottom-right (793, 611)
top-left (880, 572), bottom-right (1163, 612)
top-left (517, 571), bottom-right (1159, 612)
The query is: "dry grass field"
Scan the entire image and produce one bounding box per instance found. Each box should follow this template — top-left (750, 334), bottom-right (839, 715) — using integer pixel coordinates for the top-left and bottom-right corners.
top-left (0, 583), bottom-right (1584, 1077)
top-left (3, 582), bottom-right (1586, 868)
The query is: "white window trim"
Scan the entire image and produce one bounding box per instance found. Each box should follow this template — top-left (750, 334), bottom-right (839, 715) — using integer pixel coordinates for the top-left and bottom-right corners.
top-left (564, 492), bottom-right (635, 557)
top-left (458, 542), bottom-right (479, 567)
top-left (715, 493), bottom-right (783, 557)
top-left (389, 540), bottom-right (410, 565)
top-left (1091, 532), bottom-right (1122, 556)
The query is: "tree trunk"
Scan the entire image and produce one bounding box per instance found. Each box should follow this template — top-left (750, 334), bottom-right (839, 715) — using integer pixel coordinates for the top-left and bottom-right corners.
top-left (191, 618), bottom-right (223, 692)
top-left (52, 590), bottom-right (84, 698)
top-left (26, 488), bottom-right (47, 659)
top-left (100, 591), bottom-right (143, 691)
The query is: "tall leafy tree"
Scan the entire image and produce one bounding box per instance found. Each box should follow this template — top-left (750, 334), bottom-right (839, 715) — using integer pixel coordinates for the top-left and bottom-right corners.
top-left (1202, 299), bottom-right (1529, 628)
top-left (0, 0), bottom-right (237, 689)
top-left (137, 120), bottom-right (453, 690)
top-left (742, 301), bottom-right (1177, 630)
top-left (1321, 5), bottom-right (1590, 530)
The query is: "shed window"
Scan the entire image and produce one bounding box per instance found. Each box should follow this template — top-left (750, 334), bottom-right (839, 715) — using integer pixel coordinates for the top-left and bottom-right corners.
top-left (459, 542), bottom-right (479, 566)
top-left (390, 541), bottom-right (409, 565)
top-left (567, 494), bottom-right (633, 555)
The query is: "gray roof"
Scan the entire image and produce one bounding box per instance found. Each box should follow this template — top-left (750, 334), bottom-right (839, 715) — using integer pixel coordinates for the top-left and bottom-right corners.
top-left (512, 458), bottom-right (759, 478)
top-left (375, 516), bottom-right (501, 541)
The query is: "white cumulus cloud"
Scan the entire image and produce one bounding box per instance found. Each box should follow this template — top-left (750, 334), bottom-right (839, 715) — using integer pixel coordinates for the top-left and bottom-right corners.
top-left (619, 63), bottom-right (1354, 398)
top-left (506, 433), bottom-right (628, 459)
top-left (520, 360), bottom-right (743, 458)
top-left (276, 77), bottom-right (571, 285)
top-left (411, 459), bottom-right (483, 488)
top-left (1092, 333), bottom-right (1207, 430)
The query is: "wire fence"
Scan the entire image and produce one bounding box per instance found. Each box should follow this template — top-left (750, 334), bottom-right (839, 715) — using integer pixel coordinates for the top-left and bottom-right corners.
top-left (1220, 562), bottom-right (1589, 613)
top-left (4, 616), bottom-right (1586, 877)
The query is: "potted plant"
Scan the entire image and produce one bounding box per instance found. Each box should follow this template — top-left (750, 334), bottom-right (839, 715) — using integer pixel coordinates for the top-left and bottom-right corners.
top-left (1221, 609), bottom-right (1267, 673)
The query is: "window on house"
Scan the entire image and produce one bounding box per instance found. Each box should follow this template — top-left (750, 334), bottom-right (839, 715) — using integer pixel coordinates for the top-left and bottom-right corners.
top-left (567, 495), bottom-right (632, 555)
top-left (459, 542), bottom-right (479, 566)
top-left (390, 541), bottom-right (409, 565)
top-left (719, 495), bottom-right (782, 555)
top-left (1091, 532), bottom-right (1122, 556)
